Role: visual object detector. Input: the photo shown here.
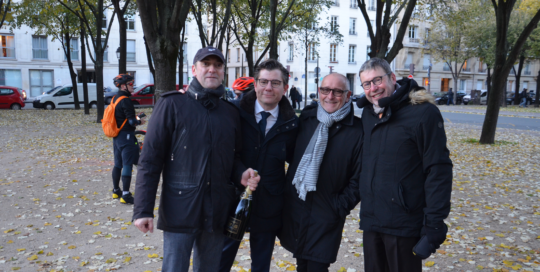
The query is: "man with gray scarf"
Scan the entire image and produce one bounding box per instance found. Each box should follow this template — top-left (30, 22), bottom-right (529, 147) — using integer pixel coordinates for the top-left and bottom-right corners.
top-left (133, 46), bottom-right (260, 272)
top-left (280, 73), bottom-right (362, 272)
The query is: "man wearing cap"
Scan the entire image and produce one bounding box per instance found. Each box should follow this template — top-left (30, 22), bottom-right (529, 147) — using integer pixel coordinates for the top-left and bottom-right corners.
top-left (133, 46), bottom-right (261, 272)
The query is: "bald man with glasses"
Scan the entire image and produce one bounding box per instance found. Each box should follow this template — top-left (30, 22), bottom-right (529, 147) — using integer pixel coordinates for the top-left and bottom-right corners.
top-left (280, 73), bottom-right (362, 272)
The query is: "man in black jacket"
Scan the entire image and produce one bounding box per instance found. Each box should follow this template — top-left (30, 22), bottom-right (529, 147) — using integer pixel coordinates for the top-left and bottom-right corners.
top-left (219, 59), bottom-right (299, 272)
top-left (111, 74), bottom-right (146, 204)
top-left (280, 73), bottom-right (362, 272)
top-left (357, 58), bottom-right (453, 272)
top-left (289, 85), bottom-right (300, 109)
top-left (133, 47), bottom-right (260, 272)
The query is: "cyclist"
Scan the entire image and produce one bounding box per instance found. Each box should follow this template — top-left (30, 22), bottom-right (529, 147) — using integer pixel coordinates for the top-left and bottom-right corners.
top-left (111, 74), bottom-right (146, 204)
top-left (232, 77), bottom-right (255, 100)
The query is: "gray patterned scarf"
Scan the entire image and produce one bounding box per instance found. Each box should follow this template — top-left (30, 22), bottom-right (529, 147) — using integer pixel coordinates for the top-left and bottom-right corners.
top-left (292, 98), bottom-right (352, 200)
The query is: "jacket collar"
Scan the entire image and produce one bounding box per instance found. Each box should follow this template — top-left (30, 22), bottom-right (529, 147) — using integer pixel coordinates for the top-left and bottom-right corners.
top-left (187, 77), bottom-right (225, 109)
top-left (118, 90), bottom-right (132, 97)
top-left (356, 78), bottom-right (419, 114)
top-left (239, 90), bottom-right (296, 122)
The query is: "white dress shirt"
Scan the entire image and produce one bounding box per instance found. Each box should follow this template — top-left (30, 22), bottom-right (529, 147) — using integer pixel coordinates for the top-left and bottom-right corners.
top-left (255, 100), bottom-right (279, 135)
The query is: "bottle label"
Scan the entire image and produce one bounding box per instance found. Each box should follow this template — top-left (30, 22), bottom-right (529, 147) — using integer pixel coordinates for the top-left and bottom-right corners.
top-left (226, 217), bottom-right (241, 234)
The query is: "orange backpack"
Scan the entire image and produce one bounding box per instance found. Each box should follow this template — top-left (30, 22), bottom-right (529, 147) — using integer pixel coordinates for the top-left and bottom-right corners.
top-left (102, 95), bottom-right (128, 138)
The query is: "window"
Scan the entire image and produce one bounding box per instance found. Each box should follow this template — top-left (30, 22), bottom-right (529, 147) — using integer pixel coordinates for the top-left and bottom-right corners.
top-left (350, 0), bottom-right (357, 8)
top-left (423, 77), bottom-right (429, 87)
top-left (423, 54), bottom-right (430, 70)
top-left (524, 62), bottom-right (531, 75)
top-left (349, 18), bottom-right (356, 35)
top-left (235, 67), bottom-right (240, 79)
top-left (102, 10), bottom-right (107, 29)
top-left (64, 38), bottom-right (79, 61)
top-left (29, 70), bottom-right (53, 97)
top-left (331, 16), bottom-right (338, 32)
top-left (126, 15), bottom-right (135, 31)
top-left (368, 0), bottom-right (376, 10)
top-left (459, 79), bottom-right (466, 91)
top-left (405, 52), bottom-right (413, 68)
top-left (102, 41), bottom-right (108, 62)
top-left (332, 0), bottom-right (339, 6)
top-left (237, 48), bottom-right (240, 62)
top-left (32, 36), bottom-right (48, 60)
top-left (0, 34), bottom-right (15, 58)
top-left (309, 21), bottom-right (317, 30)
top-left (308, 43), bottom-right (316, 61)
top-left (288, 43), bottom-right (294, 61)
top-left (366, 46), bottom-right (371, 60)
top-left (126, 40), bottom-right (136, 62)
top-left (330, 44), bottom-right (337, 62)
top-left (0, 88), bottom-right (14, 95)
top-left (348, 45), bottom-right (356, 63)
top-left (409, 26), bottom-right (417, 42)
top-left (0, 69), bottom-right (22, 89)
top-left (424, 28), bottom-right (430, 44)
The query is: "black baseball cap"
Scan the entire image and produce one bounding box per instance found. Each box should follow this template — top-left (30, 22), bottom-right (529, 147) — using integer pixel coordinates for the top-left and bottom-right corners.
top-left (193, 46), bottom-right (225, 64)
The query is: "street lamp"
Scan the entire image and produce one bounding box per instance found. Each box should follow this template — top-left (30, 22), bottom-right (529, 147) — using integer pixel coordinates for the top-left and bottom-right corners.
top-left (116, 47), bottom-right (120, 60)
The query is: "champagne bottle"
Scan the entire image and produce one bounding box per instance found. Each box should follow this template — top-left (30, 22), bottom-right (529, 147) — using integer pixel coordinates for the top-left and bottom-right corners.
top-left (225, 171), bottom-right (257, 241)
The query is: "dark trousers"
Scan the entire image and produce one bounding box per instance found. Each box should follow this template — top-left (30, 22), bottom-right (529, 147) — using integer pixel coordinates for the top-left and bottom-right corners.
top-left (219, 231), bottom-right (276, 272)
top-left (363, 231), bottom-right (422, 272)
top-left (296, 258), bottom-right (330, 272)
top-left (292, 99), bottom-right (298, 109)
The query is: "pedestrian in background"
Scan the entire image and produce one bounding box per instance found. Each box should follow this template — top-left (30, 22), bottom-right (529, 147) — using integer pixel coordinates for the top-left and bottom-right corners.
top-left (447, 88), bottom-right (454, 106)
top-left (132, 46), bottom-right (260, 272)
top-left (357, 57), bottom-right (452, 272)
top-left (519, 88), bottom-right (528, 107)
top-left (232, 77), bottom-right (255, 101)
top-left (289, 85), bottom-right (300, 109)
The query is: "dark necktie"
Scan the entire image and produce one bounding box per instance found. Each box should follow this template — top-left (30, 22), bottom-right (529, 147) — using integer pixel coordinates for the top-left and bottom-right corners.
top-left (259, 111), bottom-right (271, 139)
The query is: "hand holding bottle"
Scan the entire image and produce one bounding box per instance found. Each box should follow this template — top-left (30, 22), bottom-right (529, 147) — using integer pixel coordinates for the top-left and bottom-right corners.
top-left (241, 168), bottom-right (260, 191)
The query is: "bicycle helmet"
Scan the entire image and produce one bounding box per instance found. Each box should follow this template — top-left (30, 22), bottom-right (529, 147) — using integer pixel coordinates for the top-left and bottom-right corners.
top-left (309, 93), bottom-right (316, 99)
top-left (113, 74), bottom-right (134, 88)
top-left (232, 77), bottom-right (255, 92)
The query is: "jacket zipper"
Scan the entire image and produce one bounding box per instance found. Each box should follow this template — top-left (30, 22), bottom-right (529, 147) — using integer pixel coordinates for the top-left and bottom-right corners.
top-left (171, 128), bottom-right (187, 161)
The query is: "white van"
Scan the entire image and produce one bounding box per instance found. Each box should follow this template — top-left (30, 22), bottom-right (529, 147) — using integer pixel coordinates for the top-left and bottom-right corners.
top-left (32, 83), bottom-right (98, 110)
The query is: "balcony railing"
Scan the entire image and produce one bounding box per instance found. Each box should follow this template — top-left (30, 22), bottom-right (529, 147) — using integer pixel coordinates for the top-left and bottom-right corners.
top-left (1, 47), bottom-right (16, 58)
top-left (478, 68), bottom-right (486, 73)
top-left (443, 66), bottom-right (451, 71)
top-left (409, 38), bottom-right (419, 43)
top-left (350, 4), bottom-right (357, 8)
top-left (510, 70), bottom-right (515, 75)
top-left (349, 30), bottom-right (357, 35)
top-left (368, 6), bottom-right (376, 11)
top-left (524, 71), bottom-right (531, 75)
top-left (404, 64), bottom-right (412, 69)
top-left (462, 68), bottom-right (471, 72)
top-left (127, 52), bottom-right (136, 62)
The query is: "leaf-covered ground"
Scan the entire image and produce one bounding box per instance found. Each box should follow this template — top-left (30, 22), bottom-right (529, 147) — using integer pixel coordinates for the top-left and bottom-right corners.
top-left (0, 109), bottom-right (539, 272)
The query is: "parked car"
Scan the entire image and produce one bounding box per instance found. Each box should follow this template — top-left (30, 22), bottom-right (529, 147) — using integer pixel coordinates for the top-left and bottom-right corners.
top-left (506, 91), bottom-right (535, 105)
top-left (33, 83), bottom-right (98, 110)
top-left (0, 86), bottom-right (26, 109)
top-left (435, 91), bottom-right (466, 105)
top-left (104, 83), bottom-right (188, 105)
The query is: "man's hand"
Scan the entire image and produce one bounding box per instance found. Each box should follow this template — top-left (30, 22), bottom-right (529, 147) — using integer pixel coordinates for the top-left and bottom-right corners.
top-left (139, 118), bottom-right (146, 125)
top-left (241, 168), bottom-right (260, 191)
top-left (134, 217), bottom-right (154, 233)
top-left (178, 89), bottom-right (186, 94)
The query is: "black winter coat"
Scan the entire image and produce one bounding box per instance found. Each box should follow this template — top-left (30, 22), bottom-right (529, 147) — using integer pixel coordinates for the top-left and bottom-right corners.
top-left (231, 91), bottom-right (299, 233)
top-left (112, 91), bottom-right (137, 132)
top-left (356, 78), bottom-right (453, 237)
top-left (280, 104), bottom-right (362, 264)
top-left (133, 82), bottom-right (243, 234)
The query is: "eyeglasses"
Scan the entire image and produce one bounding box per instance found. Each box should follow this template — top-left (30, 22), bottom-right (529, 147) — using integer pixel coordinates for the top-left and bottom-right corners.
top-left (257, 79), bottom-right (282, 88)
top-left (319, 87), bottom-right (348, 97)
top-left (361, 72), bottom-right (391, 90)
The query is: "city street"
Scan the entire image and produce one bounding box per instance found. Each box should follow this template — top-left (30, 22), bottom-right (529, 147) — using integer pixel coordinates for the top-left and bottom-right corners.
top-left (0, 108), bottom-right (539, 272)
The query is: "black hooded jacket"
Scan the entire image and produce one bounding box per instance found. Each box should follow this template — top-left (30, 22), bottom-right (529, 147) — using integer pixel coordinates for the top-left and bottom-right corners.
top-left (112, 90), bottom-right (137, 132)
top-left (356, 78), bottom-right (453, 237)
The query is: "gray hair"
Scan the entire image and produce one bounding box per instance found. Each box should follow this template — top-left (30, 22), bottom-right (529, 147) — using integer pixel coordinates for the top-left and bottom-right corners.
top-left (322, 73), bottom-right (350, 91)
top-left (359, 57), bottom-right (392, 77)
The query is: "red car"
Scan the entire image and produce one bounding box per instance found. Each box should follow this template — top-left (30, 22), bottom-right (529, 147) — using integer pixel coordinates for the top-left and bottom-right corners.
top-left (0, 86), bottom-right (25, 109)
top-left (131, 83), bottom-right (188, 105)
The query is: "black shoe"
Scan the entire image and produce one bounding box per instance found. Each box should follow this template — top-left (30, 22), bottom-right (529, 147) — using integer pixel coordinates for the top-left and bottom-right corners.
top-left (112, 188), bottom-right (122, 199)
top-left (120, 192), bottom-right (134, 204)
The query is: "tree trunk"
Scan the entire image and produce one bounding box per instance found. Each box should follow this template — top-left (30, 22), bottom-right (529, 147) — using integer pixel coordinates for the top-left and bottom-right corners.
top-left (94, 0), bottom-right (105, 123)
top-left (143, 36), bottom-right (155, 83)
top-left (65, 33), bottom-right (80, 110)
top-left (536, 70), bottom-right (540, 108)
top-left (514, 54), bottom-right (525, 105)
top-left (486, 67), bottom-right (491, 103)
top-left (269, 0), bottom-right (278, 59)
top-left (117, 13), bottom-right (127, 74)
top-left (137, 0), bottom-right (191, 101)
top-left (178, 28), bottom-right (185, 89)
top-left (80, 19), bottom-right (90, 114)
